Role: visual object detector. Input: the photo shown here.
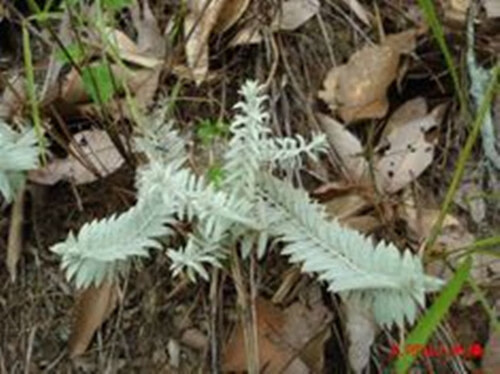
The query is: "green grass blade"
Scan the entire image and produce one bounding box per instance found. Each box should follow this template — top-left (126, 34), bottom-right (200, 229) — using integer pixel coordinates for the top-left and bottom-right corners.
top-left (22, 21), bottom-right (46, 163)
top-left (426, 65), bottom-right (499, 249)
top-left (417, 0), bottom-right (467, 112)
top-left (394, 256), bottom-right (472, 374)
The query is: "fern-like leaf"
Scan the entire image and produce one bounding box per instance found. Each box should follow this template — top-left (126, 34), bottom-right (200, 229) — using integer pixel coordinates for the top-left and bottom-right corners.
top-left (260, 175), bottom-right (443, 327)
top-left (0, 121), bottom-right (39, 202)
top-left (51, 197), bottom-right (173, 288)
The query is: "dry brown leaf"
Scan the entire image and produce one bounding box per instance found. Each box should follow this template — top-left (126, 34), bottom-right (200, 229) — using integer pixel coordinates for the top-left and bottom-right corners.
top-left (455, 180), bottom-right (486, 224)
top-left (318, 114), bottom-right (368, 182)
top-left (382, 97), bottom-right (428, 137)
top-left (401, 205), bottom-right (460, 241)
top-left (318, 29), bottom-right (418, 122)
top-left (29, 130), bottom-right (125, 185)
top-left (271, 0), bottom-right (320, 31)
top-left (184, 0), bottom-right (227, 85)
top-left (0, 75), bottom-right (27, 121)
top-left (229, 22), bottom-right (264, 46)
top-left (180, 328), bottom-right (208, 351)
top-left (222, 298), bottom-right (291, 373)
top-left (41, 9), bottom-right (72, 103)
top-left (383, 29), bottom-right (420, 54)
top-left (444, 0), bottom-right (470, 22)
top-left (106, 28), bottom-right (162, 68)
top-left (229, 0), bottom-right (319, 47)
top-left (222, 296), bottom-right (331, 373)
top-left (213, 0), bottom-right (250, 34)
top-left (130, 0), bottom-right (165, 58)
top-left (341, 0), bottom-right (371, 26)
top-left (69, 281), bottom-right (119, 357)
top-left (484, 0), bottom-right (500, 18)
top-left (324, 193), bottom-right (370, 220)
top-left (341, 215), bottom-right (381, 234)
top-left (374, 105), bottom-right (444, 194)
top-left (345, 298), bottom-right (376, 374)
top-left (281, 297), bottom-right (332, 372)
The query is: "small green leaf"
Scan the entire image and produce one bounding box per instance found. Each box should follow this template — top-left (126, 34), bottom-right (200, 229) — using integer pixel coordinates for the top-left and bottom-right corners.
top-left (394, 257), bottom-right (472, 373)
top-left (102, 0), bottom-right (132, 11)
top-left (81, 63), bottom-right (117, 104)
top-left (56, 43), bottom-right (86, 64)
top-left (207, 165), bottom-right (225, 187)
top-left (197, 119), bottom-right (229, 144)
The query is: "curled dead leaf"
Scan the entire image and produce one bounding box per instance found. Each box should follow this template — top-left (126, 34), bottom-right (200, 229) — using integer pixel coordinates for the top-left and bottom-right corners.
top-left (184, 0), bottom-right (227, 85)
top-left (345, 298), bottom-right (376, 373)
top-left (382, 97), bottom-right (428, 137)
top-left (324, 193), bottom-right (370, 220)
top-left (229, 0), bottom-right (320, 47)
top-left (29, 130), bottom-right (125, 185)
top-left (374, 104), bottom-right (445, 194)
top-left (340, 0), bottom-right (371, 26)
top-left (69, 281), bottom-right (119, 357)
top-left (341, 215), bottom-right (381, 234)
top-left (318, 29), bottom-right (418, 122)
top-left (484, 0), bottom-right (500, 18)
top-left (105, 28), bottom-right (163, 68)
top-left (271, 0), bottom-right (320, 31)
top-left (213, 0), bottom-right (250, 34)
top-left (317, 114), bottom-right (369, 182)
top-left (444, 0), bottom-right (470, 22)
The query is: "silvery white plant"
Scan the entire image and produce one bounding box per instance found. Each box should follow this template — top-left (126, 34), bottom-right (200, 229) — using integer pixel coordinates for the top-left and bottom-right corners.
top-left (0, 121), bottom-right (39, 203)
top-left (51, 80), bottom-right (443, 327)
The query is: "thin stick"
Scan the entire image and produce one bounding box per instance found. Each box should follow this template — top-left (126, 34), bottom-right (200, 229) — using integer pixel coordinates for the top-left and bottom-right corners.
top-left (230, 247), bottom-right (259, 374)
top-left (209, 268), bottom-right (220, 374)
top-left (7, 185), bottom-right (26, 282)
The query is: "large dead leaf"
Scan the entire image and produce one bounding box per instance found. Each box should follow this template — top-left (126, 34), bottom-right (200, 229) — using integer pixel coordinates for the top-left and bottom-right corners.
top-left (229, 0), bottom-right (320, 47)
top-left (324, 193), bottom-right (370, 220)
top-left (184, 0), bottom-right (227, 85)
top-left (213, 0), bottom-right (250, 34)
top-left (374, 104), bottom-right (444, 194)
top-left (340, 0), bottom-right (371, 26)
top-left (318, 114), bottom-right (368, 182)
top-left (400, 202), bottom-right (461, 242)
top-left (342, 214), bottom-right (381, 234)
top-left (318, 29), bottom-right (418, 122)
top-left (382, 97), bottom-right (428, 137)
top-left (105, 28), bottom-right (162, 68)
top-left (444, 0), bottom-right (470, 22)
top-left (484, 0), bottom-right (500, 18)
top-left (69, 281), bottom-right (119, 357)
top-left (222, 296), bottom-right (332, 373)
top-left (345, 298), bottom-right (376, 374)
top-left (271, 0), bottom-right (320, 31)
top-left (29, 129), bottom-right (125, 185)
